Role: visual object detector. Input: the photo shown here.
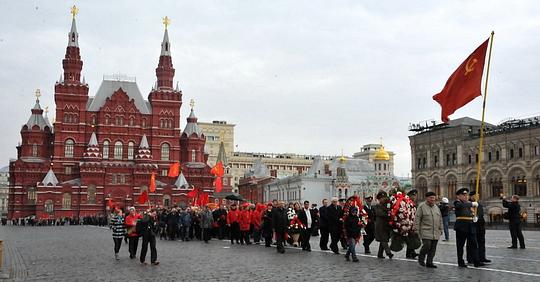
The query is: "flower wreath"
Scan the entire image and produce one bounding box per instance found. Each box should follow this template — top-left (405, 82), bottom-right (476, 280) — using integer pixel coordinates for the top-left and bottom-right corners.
top-left (288, 216), bottom-right (306, 234)
top-left (387, 191), bottom-right (416, 237)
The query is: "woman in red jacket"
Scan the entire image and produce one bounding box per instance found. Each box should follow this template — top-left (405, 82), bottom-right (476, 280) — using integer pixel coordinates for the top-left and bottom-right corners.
top-left (251, 204), bottom-right (263, 244)
top-left (125, 207), bottom-right (143, 259)
top-left (227, 203), bottom-right (241, 244)
top-left (239, 203), bottom-right (252, 245)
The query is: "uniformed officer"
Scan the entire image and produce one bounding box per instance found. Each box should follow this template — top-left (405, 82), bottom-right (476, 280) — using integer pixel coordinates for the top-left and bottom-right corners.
top-left (467, 191), bottom-right (491, 264)
top-left (454, 188), bottom-right (484, 268)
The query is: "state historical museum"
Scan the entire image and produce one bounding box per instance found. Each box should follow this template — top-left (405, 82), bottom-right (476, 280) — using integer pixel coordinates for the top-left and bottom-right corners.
top-left (8, 14), bottom-right (217, 219)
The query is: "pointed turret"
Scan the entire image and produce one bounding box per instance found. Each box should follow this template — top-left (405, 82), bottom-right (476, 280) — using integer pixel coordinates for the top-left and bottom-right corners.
top-left (24, 89), bottom-right (50, 131)
top-left (174, 172), bottom-right (189, 189)
top-left (83, 132), bottom-right (102, 159)
top-left (182, 108), bottom-right (204, 138)
top-left (136, 134), bottom-right (153, 161)
top-left (41, 168), bottom-right (59, 186)
top-left (62, 5), bottom-right (83, 83)
top-left (216, 141), bottom-right (228, 166)
top-left (155, 16), bottom-right (175, 89)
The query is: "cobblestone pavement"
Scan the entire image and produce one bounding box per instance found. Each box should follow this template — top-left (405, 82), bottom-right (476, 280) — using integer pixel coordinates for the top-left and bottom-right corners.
top-left (0, 226), bottom-right (539, 281)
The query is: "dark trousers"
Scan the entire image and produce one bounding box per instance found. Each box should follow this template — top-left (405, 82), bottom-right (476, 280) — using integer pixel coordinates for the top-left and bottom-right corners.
top-left (140, 235), bottom-right (157, 264)
top-left (218, 222), bottom-right (227, 239)
top-left (264, 233), bottom-right (272, 247)
top-left (363, 225), bottom-right (375, 252)
top-left (113, 238), bottom-right (122, 254)
top-left (253, 227), bottom-right (261, 243)
top-left (418, 239), bottom-right (438, 265)
top-left (509, 222), bottom-right (525, 248)
top-left (330, 229), bottom-right (341, 253)
top-left (301, 228), bottom-right (312, 250)
top-left (406, 234), bottom-right (419, 258)
top-left (128, 236), bottom-right (139, 258)
top-left (319, 227), bottom-right (329, 250)
top-left (468, 231), bottom-right (486, 262)
top-left (180, 226), bottom-right (190, 240)
top-left (203, 228), bottom-right (211, 242)
top-left (276, 231), bottom-right (286, 253)
top-left (230, 222), bottom-right (241, 243)
top-left (377, 241), bottom-right (391, 257)
top-left (240, 230), bottom-right (251, 244)
top-left (456, 229), bottom-right (479, 265)
top-left (345, 238), bottom-right (357, 259)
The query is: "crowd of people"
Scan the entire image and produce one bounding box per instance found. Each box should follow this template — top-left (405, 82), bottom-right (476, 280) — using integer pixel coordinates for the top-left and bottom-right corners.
top-left (3, 215), bottom-right (108, 227)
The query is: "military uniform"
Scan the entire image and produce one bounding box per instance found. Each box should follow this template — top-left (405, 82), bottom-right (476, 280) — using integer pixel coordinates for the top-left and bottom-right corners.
top-left (454, 188), bottom-right (483, 268)
top-left (467, 191), bottom-right (491, 264)
top-left (405, 189), bottom-right (419, 259)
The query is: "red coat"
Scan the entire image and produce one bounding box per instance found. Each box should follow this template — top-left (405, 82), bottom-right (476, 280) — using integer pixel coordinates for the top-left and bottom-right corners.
top-left (125, 212), bottom-right (142, 237)
top-left (227, 209), bottom-right (240, 225)
top-left (250, 210), bottom-right (261, 229)
top-left (239, 210), bottom-right (251, 231)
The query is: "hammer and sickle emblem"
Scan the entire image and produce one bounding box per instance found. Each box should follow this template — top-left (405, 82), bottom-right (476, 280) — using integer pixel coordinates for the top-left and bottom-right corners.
top-left (464, 57), bottom-right (478, 76)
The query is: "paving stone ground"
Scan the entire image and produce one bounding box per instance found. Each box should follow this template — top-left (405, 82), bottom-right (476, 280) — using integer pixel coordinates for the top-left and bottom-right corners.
top-left (0, 226), bottom-right (539, 281)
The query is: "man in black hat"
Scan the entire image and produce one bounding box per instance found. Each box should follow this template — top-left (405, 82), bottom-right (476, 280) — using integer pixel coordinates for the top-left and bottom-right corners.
top-left (467, 191), bottom-right (491, 264)
top-left (362, 195), bottom-right (376, 254)
top-left (405, 189), bottom-right (419, 259)
top-left (454, 188), bottom-right (484, 267)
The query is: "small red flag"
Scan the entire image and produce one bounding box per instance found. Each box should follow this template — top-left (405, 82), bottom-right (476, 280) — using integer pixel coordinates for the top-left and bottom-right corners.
top-left (149, 172), bottom-right (156, 193)
top-left (213, 178), bottom-right (223, 193)
top-left (168, 162), bottom-right (180, 177)
top-left (197, 192), bottom-right (209, 206)
top-left (187, 187), bottom-right (198, 198)
top-left (107, 198), bottom-right (115, 209)
top-left (433, 38), bottom-right (489, 123)
top-left (138, 190), bottom-right (148, 204)
top-left (211, 161), bottom-right (225, 193)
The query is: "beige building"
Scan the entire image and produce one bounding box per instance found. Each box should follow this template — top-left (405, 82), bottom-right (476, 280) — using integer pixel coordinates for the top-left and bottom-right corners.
top-left (0, 166), bottom-right (9, 217)
top-left (198, 121), bottom-right (235, 166)
top-left (409, 117), bottom-right (540, 223)
top-left (353, 143), bottom-right (395, 177)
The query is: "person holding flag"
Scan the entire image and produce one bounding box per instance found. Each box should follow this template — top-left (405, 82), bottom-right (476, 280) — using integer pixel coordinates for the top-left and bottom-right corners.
top-left (125, 206), bottom-right (142, 259)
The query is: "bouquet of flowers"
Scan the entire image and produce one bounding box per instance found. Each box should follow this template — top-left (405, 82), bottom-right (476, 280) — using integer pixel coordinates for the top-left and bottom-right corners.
top-left (342, 195), bottom-right (369, 228)
top-left (287, 216), bottom-right (306, 234)
top-left (387, 190), bottom-right (417, 251)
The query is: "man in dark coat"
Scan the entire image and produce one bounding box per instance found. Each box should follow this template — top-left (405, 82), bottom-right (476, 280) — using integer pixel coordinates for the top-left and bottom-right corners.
top-left (139, 210), bottom-right (159, 265)
top-left (327, 197), bottom-right (343, 254)
top-left (467, 191), bottom-right (491, 264)
top-left (298, 200), bottom-right (316, 251)
top-left (454, 188), bottom-right (484, 268)
top-left (272, 201), bottom-right (289, 253)
top-left (362, 195), bottom-right (376, 254)
top-left (318, 199), bottom-right (330, 250)
top-left (375, 191), bottom-right (393, 259)
top-left (502, 195), bottom-right (525, 249)
top-left (405, 189), bottom-right (419, 259)
top-left (311, 204), bottom-right (320, 236)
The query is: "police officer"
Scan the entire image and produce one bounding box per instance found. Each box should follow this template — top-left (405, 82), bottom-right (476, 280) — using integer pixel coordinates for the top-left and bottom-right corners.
top-left (467, 191), bottom-right (491, 264)
top-left (362, 195), bottom-right (376, 254)
top-left (454, 188), bottom-right (484, 268)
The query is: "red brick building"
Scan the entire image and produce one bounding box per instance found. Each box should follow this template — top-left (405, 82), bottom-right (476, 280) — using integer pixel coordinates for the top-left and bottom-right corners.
top-left (8, 15), bottom-right (216, 219)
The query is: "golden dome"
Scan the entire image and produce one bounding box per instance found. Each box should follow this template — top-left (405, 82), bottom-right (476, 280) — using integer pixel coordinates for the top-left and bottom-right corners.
top-left (374, 145), bottom-right (390, 161)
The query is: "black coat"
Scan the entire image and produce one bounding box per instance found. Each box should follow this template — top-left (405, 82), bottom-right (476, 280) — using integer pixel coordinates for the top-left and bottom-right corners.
top-left (319, 206), bottom-right (328, 228)
top-left (297, 208), bottom-right (316, 229)
top-left (326, 204), bottom-right (343, 232)
top-left (272, 207), bottom-right (288, 233)
top-left (503, 200), bottom-right (521, 223)
top-left (364, 203), bottom-right (375, 231)
top-left (344, 214), bottom-right (361, 239)
top-left (374, 203), bottom-right (391, 242)
top-left (261, 210), bottom-right (273, 236)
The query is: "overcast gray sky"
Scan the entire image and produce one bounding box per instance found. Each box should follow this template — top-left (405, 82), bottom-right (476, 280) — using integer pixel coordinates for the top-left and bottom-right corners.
top-left (1, 1), bottom-right (539, 176)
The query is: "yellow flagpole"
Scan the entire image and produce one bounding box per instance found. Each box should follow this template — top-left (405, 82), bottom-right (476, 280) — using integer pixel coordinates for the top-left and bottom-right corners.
top-left (474, 31), bottom-right (495, 202)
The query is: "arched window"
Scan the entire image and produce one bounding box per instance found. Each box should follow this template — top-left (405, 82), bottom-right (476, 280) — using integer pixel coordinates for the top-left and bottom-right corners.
top-left (116, 116), bottom-right (123, 126)
top-left (32, 144), bottom-right (38, 157)
top-left (105, 115), bottom-right (110, 125)
top-left (163, 195), bottom-right (171, 207)
top-left (129, 117), bottom-right (134, 126)
top-left (127, 142), bottom-right (135, 160)
top-left (62, 193), bottom-right (71, 209)
top-left (191, 149), bottom-right (196, 162)
top-left (65, 139), bottom-right (75, 158)
top-left (87, 185), bottom-right (96, 204)
top-left (161, 143), bottom-right (170, 161)
top-left (44, 200), bottom-right (54, 214)
top-left (142, 118), bottom-right (146, 128)
top-left (103, 141), bottom-right (110, 159)
top-left (27, 187), bottom-right (36, 204)
top-left (114, 141), bottom-right (123, 160)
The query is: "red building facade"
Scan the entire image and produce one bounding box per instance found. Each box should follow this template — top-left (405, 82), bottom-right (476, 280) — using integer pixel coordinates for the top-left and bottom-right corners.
top-left (8, 15), bottom-right (215, 219)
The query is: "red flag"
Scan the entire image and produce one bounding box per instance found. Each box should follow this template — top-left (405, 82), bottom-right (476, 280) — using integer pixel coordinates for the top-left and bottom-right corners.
top-left (168, 162), bottom-right (180, 177)
top-left (138, 190), bottom-right (148, 204)
top-left (149, 172), bottom-right (156, 193)
top-left (187, 187), bottom-right (198, 198)
top-left (197, 192), bottom-right (209, 206)
top-left (211, 161), bottom-right (225, 193)
top-left (213, 178), bottom-right (223, 193)
top-left (433, 38), bottom-right (489, 123)
top-left (107, 198), bottom-right (115, 209)
top-left (211, 161), bottom-right (224, 177)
